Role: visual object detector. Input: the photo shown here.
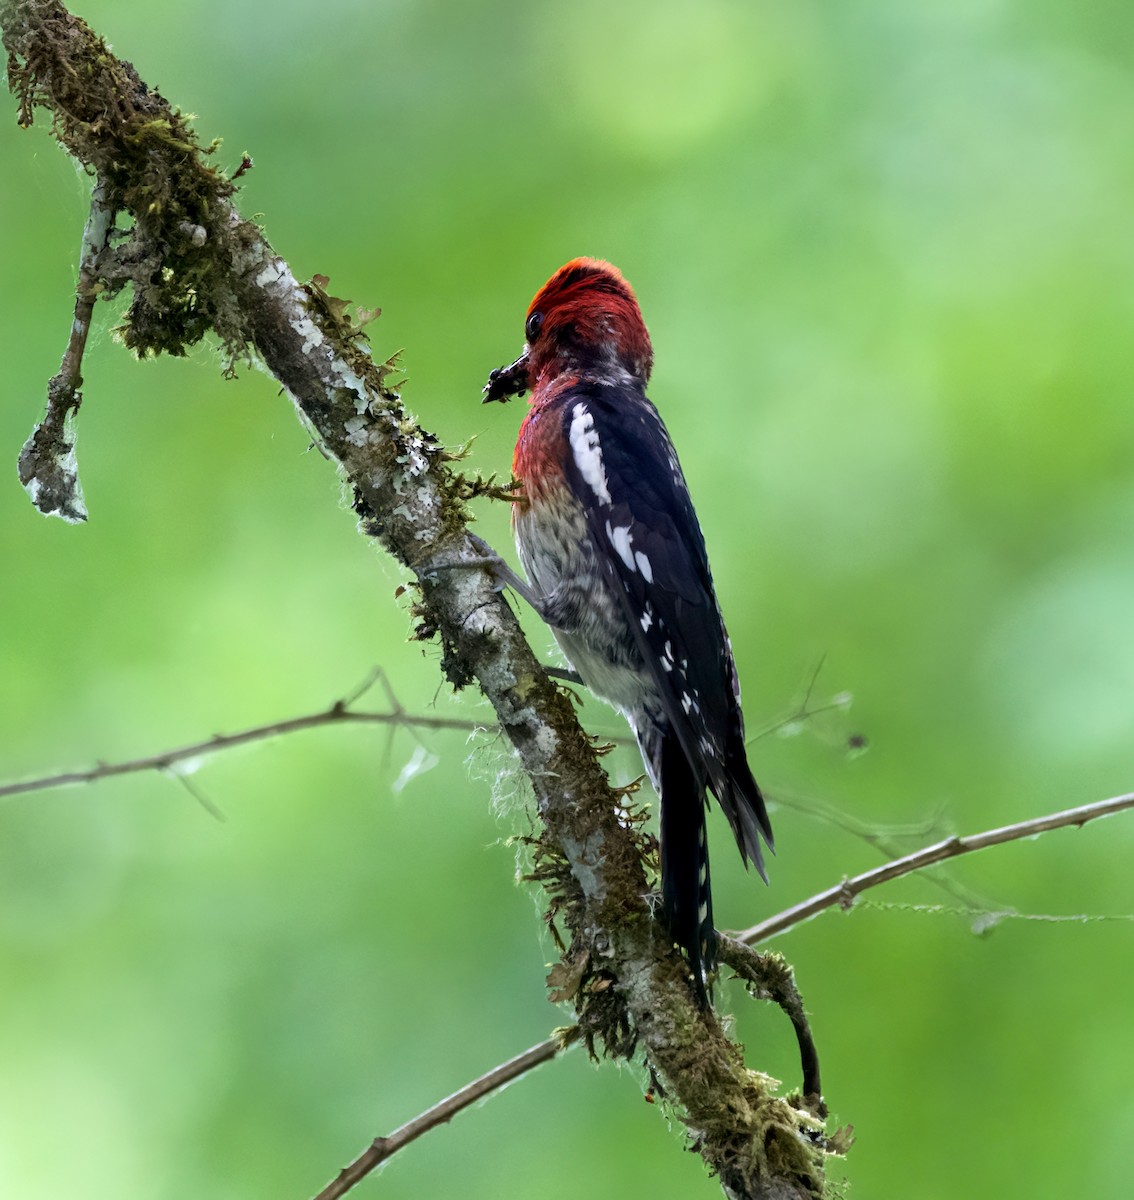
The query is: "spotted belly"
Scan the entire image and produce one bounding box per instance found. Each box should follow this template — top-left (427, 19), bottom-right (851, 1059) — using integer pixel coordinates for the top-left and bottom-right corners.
top-left (512, 491), bottom-right (659, 718)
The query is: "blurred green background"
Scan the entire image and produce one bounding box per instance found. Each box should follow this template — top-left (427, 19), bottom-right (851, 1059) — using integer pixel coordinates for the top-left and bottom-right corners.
top-left (3, 1), bottom-right (1133, 1196)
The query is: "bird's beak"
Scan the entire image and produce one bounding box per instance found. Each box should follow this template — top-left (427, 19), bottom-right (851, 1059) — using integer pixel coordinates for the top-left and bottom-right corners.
top-left (482, 347), bottom-right (530, 404)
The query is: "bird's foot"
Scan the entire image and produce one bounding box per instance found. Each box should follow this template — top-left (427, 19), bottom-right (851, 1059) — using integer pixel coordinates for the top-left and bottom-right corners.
top-left (611, 773), bottom-right (647, 798)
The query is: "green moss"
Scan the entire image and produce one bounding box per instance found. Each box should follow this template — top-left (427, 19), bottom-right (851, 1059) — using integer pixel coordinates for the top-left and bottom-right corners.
top-left (5, 3), bottom-right (242, 359)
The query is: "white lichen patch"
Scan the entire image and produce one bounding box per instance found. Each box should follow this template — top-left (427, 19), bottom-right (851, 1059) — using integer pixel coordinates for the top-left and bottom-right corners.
top-left (255, 255), bottom-right (371, 406)
top-left (21, 410), bottom-right (88, 524)
top-left (343, 415), bottom-right (370, 447)
top-left (254, 259), bottom-right (287, 289)
top-left (532, 720), bottom-right (561, 760)
top-left (393, 437), bottom-right (432, 481)
top-left (298, 319), bottom-right (325, 356)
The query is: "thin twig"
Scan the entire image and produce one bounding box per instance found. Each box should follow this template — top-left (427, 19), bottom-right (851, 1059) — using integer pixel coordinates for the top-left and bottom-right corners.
top-left (339, 666), bottom-right (388, 709)
top-left (309, 789), bottom-right (1134, 1197)
top-left (733, 791), bottom-right (1134, 945)
top-left (855, 900), bottom-right (1134, 927)
top-left (0, 679), bottom-right (1074, 943)
top-left (310, 1035), bottom-right (567, 1200)
top-left (716, 940), bottom-right (823, 1108)
top-left (0, 702), bottom-right (490, 802)
top-left (775, 788), bottom-right (1006, 916)
top-left (751, 656), bottom-right (1009, 918)
top-left (17, 177), bottom-right (115, 522)
top-left (748, 654), bottom-right (842, 743)
top-left (166, 768), bottom-right (227, 823)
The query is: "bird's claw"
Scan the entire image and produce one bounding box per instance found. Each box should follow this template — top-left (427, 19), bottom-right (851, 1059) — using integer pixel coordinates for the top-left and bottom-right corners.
top-left (418, 534), bottom-right (508, 591)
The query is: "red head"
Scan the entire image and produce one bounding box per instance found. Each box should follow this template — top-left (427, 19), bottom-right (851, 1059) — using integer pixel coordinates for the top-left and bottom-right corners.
top-left (483, 258), bottom-right (654, 403)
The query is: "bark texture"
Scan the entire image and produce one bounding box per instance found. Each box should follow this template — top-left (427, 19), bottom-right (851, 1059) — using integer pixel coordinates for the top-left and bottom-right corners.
top-left (1, 3), bottom-right (836, 1194)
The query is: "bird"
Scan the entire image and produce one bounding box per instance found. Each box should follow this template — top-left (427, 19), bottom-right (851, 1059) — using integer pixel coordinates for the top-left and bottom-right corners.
top-left (482, 257), bottom-right (772, 1002)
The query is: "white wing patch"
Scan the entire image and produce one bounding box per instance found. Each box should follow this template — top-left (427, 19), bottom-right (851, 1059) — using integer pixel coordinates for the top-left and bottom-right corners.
top-left (605, 520), bottom-right (636, 571)
top-left (569, 403), bottom-right (612, 505)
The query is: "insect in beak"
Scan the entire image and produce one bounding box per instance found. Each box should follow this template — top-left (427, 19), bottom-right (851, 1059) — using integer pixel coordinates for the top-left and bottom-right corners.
top-left (482, 348), bottom-right (530, 403)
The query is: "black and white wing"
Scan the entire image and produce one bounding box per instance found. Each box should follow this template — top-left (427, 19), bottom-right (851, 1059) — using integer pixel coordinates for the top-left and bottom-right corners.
top-left (559, 381), bottom-right (773, 871)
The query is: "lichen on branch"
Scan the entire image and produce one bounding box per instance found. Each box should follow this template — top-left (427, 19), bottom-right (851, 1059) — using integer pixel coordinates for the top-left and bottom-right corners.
top-left (1, 3), bottom-right (837, 1196)
top-left (5, 0), bottom-right (244, 357)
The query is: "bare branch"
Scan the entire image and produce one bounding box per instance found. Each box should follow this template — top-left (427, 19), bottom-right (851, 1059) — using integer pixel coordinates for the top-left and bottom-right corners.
top-left (776, 788), bottom-right (1007, 917)
top-left (0, 696), bottom-right (485, 802)
top-left (310, 1034), bottom-right (569, 1200)
top-left (733, 791), bottom-right (1134, 945)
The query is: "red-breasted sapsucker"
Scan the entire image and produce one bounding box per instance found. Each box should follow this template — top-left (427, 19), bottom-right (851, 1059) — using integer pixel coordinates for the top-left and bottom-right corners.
top-left (483, 258), bottom-right (772, 1001)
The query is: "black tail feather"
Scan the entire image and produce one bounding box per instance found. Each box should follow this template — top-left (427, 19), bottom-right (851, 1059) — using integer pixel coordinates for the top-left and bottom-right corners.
top-left (658, 732), bottom-right (715, 1004)
top-left (721, 746), bottom-right (773, 882)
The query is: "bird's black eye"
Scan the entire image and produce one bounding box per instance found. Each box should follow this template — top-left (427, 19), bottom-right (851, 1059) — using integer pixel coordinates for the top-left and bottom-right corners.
top-left (525, 311), bottom-right (544, 342)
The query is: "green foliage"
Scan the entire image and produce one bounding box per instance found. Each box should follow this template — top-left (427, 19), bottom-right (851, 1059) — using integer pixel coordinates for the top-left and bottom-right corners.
top-left (2, 1), bottom-right (1133, 1197)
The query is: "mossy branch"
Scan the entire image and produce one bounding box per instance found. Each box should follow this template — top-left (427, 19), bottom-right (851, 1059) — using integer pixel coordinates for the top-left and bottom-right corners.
top-left (1, 3), bottom-right (836, 1196)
